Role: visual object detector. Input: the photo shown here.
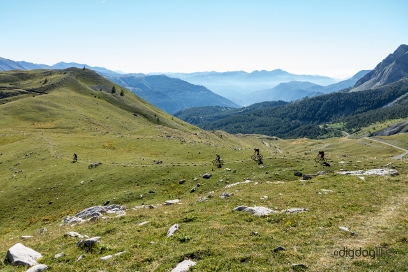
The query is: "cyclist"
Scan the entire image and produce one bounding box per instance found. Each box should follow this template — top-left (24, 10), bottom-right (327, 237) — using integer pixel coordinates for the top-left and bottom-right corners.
top-left (318, 150), bottom-right (325, 160)
top-left (216, 153), bottom-right (221, 162)
top-left (254, 148), bottom-right (260, 156)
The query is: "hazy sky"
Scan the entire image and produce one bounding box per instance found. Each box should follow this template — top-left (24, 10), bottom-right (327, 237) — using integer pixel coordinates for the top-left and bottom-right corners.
top-left (1, 0), bottom-right (407, 79)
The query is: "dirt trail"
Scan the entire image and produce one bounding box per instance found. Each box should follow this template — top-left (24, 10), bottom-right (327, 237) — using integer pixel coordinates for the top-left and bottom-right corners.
top-left (364, 137), bottom-right (408, 160)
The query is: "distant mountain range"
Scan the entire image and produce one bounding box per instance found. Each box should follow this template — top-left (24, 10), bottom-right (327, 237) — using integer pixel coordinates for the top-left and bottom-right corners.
top-left (165, 69), bottom-right (340, 105)
top-left (0, 58), bottom-right (123, 76)
top-left (105, 74), bottom-right (239, 114)
top-left (244, 70), bottom-right (370, 104)
top-left (175, 44), bottom-right (408, 139)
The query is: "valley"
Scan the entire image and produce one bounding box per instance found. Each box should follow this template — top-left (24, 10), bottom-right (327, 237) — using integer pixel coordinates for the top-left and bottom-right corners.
top-left (0, 68), bottom-right (407, 271)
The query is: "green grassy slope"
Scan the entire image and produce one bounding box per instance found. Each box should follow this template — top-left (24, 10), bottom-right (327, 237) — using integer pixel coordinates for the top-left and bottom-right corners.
top-left (0, 69), bottom-right (407, 271)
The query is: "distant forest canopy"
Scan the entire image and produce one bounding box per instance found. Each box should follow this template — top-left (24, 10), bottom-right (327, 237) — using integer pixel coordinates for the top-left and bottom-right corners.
top-left (175, 76), bottom-right (408, 139)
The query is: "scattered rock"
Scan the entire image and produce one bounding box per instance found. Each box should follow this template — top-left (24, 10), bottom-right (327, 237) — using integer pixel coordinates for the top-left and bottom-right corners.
top-left (190, 187), bottom-right (196, 193)
top-left (75, 254), bottom-right (85, 262)
top-left (292, 263), bottom-right (308, 269)
top-left (202, 172), bottom-right (211, 179)
top-left (103, 200), bottom-right (110, 206)
top-left (54, 252), bottom-right (65, 259)
top-left (219, 192), bottom-right (233, 198)
top-left (167, 224), bottom-right (179, 237)
top-left (225, 168), bottom-right (231, 171)
top-left (294, 171), bottom-right (302, 177)
top-left (39, 228), bottom-right (46, 234)
top-left (234, 206), bottom-right (276, 216)
top-left (339, 226), bottom-right (358, 236)
top-left (337, 168), bottom-right (399, 176)
top-left (88, 162), bottom-right (102, 169)
top-left (252, 231), bottom-right (259, 236)
top-left (77, 237), bottom-right (100, 248)
top-left (225, 179), bottom-right (251, 188)
top-left (171, 259), bottom-right (197, 272)
top-left (273, 246), bottom-right (286, 252)
top-left (64, 205), bottom-right (126, 225)
top-left (179, 179), bottom-right (186, 184)
top-left (100, 255), bottom-right (112, 260)
top-left (281, 208), bottom-right (307, 214)
top-left (26, 264), bottom-right (49, 272)
top-left (319, 189), bottom-right (333, 194)
top-left (149, 190), bottom-right (155, 193)
top-left (165, 199), bottom-right (180, 205)
top-left (302, 174), bottom-right (314, 180)
top-left (21, 236), bottom-right (32, 240)
top-left (65, 232), bottom-right (85, 238)
top-left (6, 243), bottom-right (43, 266)
top-left (138, 221), bottom-right (150, 226)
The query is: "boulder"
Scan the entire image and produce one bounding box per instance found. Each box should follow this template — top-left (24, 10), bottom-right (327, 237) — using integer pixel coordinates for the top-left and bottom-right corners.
top-left (202, 173), bottom-right (211, 179)
top-left (234, 206), bottom-right (275, 216)
top-left (167, 224), bottom-right (179, 237)
top-left (6, 243), bottom-right (42, 266)
top-left (26, 264), bottom-right (48, 272)
top-left (77, 237), bottom-right (100, 248)
top-left (54, 252), bottom-right (64, 259)
top-left (171, 259), bottom-right (197, 272)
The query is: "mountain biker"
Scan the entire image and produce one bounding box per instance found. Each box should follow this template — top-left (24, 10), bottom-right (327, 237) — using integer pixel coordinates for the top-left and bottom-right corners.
top-left (254, 148), bottom-right (260, 155)
top-left (318, 150), bottom-right (325, 160)
top-left (216, 153), bottom-right (221, 162)
top-left (73, 153), bottom-right (78, 163)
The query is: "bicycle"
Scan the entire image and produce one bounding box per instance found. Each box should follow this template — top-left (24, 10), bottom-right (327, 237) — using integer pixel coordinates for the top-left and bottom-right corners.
top-left (314, 155), bottom-right (327, 163)
top-left (251, 154), bottom-right (264, 165)
top-left (212, 159), bottom-right (224, 168)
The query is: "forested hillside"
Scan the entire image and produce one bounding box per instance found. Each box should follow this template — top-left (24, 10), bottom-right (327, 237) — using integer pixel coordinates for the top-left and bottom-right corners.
top-left (178, 76), bottom-right (408, 138)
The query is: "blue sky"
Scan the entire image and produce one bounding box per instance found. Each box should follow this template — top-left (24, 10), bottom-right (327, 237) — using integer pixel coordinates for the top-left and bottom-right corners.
top-left (1, 0), bottom-right (407, 79)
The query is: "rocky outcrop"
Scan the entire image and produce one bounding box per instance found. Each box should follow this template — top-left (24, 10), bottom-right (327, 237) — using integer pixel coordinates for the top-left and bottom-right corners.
top-left (171, 259), bottom-right (197, 272)
top-left (6, 243), bottom-right (42, 266)
top-left (64, 205), bottom-right (126, 225)
top-left (352, 44), bottom-right (408, 92)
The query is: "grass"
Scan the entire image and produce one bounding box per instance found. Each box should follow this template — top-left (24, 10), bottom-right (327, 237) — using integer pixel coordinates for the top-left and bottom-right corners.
top-left (0, 69), bottom-right (407, 271)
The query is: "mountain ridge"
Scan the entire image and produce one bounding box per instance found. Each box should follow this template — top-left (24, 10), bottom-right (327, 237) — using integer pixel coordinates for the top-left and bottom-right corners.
top-left (352, 44), bottom-right (408, 92)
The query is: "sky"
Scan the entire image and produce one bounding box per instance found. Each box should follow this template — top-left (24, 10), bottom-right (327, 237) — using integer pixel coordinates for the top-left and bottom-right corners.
top-left (1, 0), bottom-right (407, 79)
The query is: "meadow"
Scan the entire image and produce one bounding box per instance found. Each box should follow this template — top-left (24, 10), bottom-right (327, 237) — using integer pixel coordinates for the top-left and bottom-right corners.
top-left (0, 69), bottom-right (407, 271)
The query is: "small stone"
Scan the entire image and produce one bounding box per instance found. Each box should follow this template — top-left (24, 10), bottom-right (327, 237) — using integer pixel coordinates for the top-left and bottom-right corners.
top-left (75, 254), bottom-right (85, 262)
top-left (292, 263), bottom-right (307, 269)
top-left (179, 179), bottom-right (186, 184)
top-left (302, 174), bottom-right (313, 180)
top-left (26, 264), bottom-right (49, 272)
top-left (202, 172), bottom-right (211, 179)
top-left (171, 259), bottom-right (196, 272)
top-left (138, 221), bottom-right (149, 226)
top-left (273, 246), bottom-right (286, 252)
top-left (100, 255), bottom-right (112, 260)
top-left (54, 252), bottom-right (65, 259)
